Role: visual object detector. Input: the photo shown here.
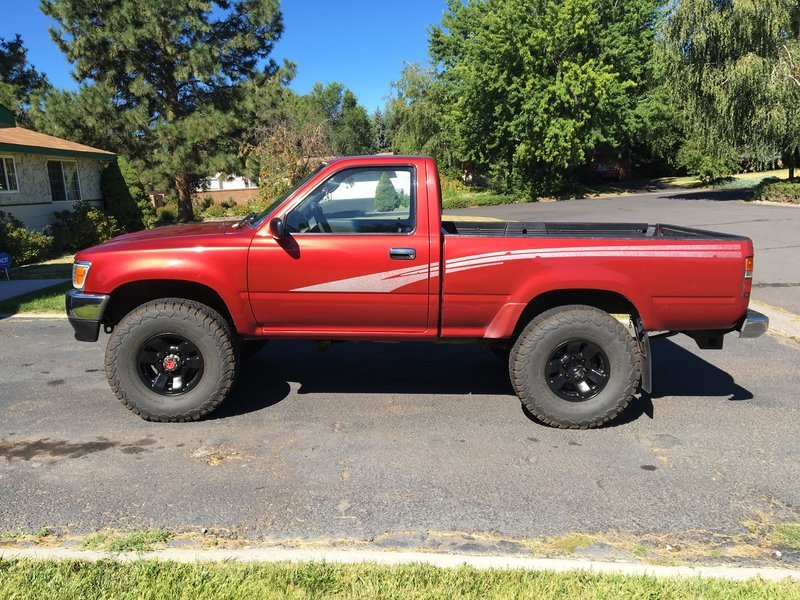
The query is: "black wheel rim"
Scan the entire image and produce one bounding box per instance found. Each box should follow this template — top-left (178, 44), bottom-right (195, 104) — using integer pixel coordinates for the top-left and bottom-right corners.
top-left (545, 339), bottom-right (610, 402)
top-left (137, 334), bottom-right (204, 396)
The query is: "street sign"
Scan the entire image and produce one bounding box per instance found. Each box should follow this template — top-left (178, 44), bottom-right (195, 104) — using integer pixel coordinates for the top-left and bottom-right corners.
top-left (0, 252), bottom-right (11, 279)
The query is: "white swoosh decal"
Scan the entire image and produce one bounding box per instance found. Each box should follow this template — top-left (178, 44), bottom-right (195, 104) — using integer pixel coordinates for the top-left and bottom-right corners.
top-left (290, 244), bottom-right (744, 292)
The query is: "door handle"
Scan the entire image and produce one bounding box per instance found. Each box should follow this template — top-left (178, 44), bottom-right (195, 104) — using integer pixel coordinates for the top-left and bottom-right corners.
top-left (389, 248), bottom-right (416, 260)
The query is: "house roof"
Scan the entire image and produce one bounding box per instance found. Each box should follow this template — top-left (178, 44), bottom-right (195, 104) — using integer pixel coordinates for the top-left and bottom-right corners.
top-left (0, 126), bottom-right (116, 161)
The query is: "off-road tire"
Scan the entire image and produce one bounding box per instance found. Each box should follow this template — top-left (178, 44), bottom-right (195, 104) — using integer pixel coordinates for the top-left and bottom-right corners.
top-left (509, 305), bottom-right (640, 429)
top-left (105, 298), bottom-right (237, 422)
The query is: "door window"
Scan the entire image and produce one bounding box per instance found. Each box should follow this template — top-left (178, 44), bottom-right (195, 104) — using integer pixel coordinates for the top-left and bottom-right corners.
top-left (286, 167), bottom-right (415, 235)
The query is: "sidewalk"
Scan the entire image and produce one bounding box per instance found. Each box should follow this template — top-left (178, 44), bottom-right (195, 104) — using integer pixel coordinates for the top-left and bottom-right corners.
top-left (0, 278), bottom-right (68, 302)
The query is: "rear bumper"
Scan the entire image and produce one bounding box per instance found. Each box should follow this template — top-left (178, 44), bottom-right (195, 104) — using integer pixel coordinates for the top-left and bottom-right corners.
top-left (738, 309), bottom-right (769, 339)
top-left (65, 290), bottom-right (110, 342)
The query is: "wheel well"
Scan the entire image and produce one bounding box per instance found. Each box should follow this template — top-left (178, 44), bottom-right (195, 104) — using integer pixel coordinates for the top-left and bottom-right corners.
top-left (104, 280), bottom-right (235, 330)
top-left (513, 289), bottom-right (640, 338)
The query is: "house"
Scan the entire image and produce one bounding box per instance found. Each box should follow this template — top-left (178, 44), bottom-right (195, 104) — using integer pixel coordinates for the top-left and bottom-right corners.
top-left (0, 104), bottom-right (116, 229)
top-left (196, 172), bottom-right (259, 206)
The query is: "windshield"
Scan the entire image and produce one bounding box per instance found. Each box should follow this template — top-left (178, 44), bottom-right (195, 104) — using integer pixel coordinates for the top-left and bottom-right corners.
top-left (249, 164), bottom-right (327, 227)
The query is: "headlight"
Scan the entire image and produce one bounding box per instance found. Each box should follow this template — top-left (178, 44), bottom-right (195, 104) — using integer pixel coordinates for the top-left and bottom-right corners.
top-left (72, 261), bottom-right (91, 290)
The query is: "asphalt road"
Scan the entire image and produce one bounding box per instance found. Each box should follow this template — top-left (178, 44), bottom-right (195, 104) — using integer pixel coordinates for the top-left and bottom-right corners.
top-left (0, 188), bottom-right (798, 553)
top-left (0, 324), bottom-right (798, 544)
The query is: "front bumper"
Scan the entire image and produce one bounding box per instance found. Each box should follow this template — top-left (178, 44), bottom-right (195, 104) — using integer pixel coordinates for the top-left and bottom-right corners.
top-left (65, 290), bottom-right (111, 342)
top-left (738, 309), bottom-right (769, 339)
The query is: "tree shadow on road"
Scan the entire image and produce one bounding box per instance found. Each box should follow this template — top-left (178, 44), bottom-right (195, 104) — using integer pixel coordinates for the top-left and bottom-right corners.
top-left (664, 189), bottom-right (755, 202)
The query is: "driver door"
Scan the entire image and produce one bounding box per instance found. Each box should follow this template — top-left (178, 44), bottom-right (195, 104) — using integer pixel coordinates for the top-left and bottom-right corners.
top-left (247, 165), bottom-right (433, 336)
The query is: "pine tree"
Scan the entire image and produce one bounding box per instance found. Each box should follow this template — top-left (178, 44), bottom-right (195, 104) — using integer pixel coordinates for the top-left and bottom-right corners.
top-left (374, 172), bottom-right (400, 212)
top-left (40, 0), bottom-right (284, 221)
top-left (0, 35), bottom-right (50, 125)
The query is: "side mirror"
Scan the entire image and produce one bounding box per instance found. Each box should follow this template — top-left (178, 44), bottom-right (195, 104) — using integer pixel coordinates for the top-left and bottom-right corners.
top-left (269, 217), bottom-right (287, 239)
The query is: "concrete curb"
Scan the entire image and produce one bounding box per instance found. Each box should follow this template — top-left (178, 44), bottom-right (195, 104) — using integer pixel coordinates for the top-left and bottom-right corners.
top-left (751, 300), bottom-right (800, 341)
top-left (1, 312), bottom-right (66, 320)
top-left (0, 546), bottom-right (797, 582)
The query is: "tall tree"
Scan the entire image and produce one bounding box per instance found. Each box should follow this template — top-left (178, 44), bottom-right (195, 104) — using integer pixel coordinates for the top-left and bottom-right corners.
top-left (0, 35), bottom-right (50, 125)
top-left (666, 0), bottom-right (800, 179)
top-left (428, 0), bottom-right (665, 195)
top-left (307, 83), bottom-right (375, 155)
top-left (30, 83), bottom-right (147, 156)
top-left (384, 63), bottom-right (452, 167)
top-left (330, 90), bottom-right (375, 156)
top-left (41, 0), bottom-right (284, 221)
top-left (372, 108), bottom-right (391, 153)
top-left (242, 85), bottom-right (332, 204)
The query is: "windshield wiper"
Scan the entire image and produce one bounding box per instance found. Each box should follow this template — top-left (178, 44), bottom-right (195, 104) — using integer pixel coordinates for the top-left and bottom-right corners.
top-left (233, 212), bottom-right (258, 229)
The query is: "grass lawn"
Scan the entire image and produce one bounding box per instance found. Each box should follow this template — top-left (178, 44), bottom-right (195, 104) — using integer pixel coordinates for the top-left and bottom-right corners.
top-left (0, 560), bottom-right (797, 599)
top-left (0, 282), bottom-right (72, 315)
top-left (8, 255), bottom-right (73, 280)
top-left (656, 168), bottom-right (791, 191)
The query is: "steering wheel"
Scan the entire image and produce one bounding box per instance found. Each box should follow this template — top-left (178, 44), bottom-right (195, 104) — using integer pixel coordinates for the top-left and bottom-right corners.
top-left (311, 203), bottom-right (332, 233)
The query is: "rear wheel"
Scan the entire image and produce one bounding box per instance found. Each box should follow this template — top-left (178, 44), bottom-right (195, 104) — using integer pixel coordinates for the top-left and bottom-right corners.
top-left (105, 298), bottom-right (237, 422)
top-left (509, 305), bottom-right (640, 429)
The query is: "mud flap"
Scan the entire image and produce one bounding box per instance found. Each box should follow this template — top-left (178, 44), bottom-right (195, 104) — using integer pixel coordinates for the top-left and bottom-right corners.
top-left (635, 318), bottom-right (652, 394)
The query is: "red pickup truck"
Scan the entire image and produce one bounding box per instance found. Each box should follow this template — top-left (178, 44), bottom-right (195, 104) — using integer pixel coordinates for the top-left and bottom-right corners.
top-left (66, 156), bottom-right (768, 428)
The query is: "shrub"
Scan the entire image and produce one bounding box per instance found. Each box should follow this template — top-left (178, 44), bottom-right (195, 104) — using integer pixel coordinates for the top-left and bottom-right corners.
top-left (439, 173), bottom-right (469, 198)
top-left (229, 203), bottom-right (252, 217)
top-left (51, 201), bottom-right (122, 253)
top-left (220, 198), bottom-right (237, 209)
top-left (676, 140), bottom-right (738, 184)
top-left (0, 211), bottom-right (53, 265)
top-left (101, 158), bottom-right (157, 231)
top-left (193, 196), bottom-right (214, 212)
top-left (156, 201), bottom-right (178, 223)
top-left (202, 203), bottom-right (227, 218)
top-left (754, 180), bottom-right (800, 204)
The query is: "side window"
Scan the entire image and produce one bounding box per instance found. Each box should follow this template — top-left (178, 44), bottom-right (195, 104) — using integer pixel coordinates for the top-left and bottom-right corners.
top-left (286, 167), bottom-right (415, 234)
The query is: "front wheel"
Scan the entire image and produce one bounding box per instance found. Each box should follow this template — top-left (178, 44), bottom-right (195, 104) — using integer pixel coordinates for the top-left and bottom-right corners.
top-left (509, 305), bottom-right (641, 429)
top-left (104, 298), bottom-right (238, 422)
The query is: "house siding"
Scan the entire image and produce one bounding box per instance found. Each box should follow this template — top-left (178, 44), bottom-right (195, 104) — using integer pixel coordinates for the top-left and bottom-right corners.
top-left (0, 153), bottom-right (104, 229)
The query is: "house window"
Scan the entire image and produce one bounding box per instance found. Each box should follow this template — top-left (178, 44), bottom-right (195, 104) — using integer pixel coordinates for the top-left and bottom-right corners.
top-left (47, 160), bottom-right (82, 201)
top-left (0, 157), bottom-right (18, 193)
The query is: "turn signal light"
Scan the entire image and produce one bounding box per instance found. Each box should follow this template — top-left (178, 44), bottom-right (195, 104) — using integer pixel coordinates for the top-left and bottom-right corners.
top-left (72, 262), bottom-right (90, 290)
top-left (743, 257), bottom-right (753, 298)
top-left (744, 257), bottom-right (754, 278)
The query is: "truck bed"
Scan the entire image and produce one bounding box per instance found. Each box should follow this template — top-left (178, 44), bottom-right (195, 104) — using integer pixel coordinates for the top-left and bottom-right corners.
top-left (441, 220), bottom-right (747, 241)
top-left (439, 220), bottom-right (753, 337)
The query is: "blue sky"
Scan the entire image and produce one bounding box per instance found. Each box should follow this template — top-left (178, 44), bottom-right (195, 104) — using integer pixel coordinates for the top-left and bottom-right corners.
top-left (2, 0), bottom-right (448, 112)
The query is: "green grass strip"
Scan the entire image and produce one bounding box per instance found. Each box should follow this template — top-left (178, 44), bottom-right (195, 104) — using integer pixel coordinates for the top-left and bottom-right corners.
top-left (0, 560), bottom-right (797, 599)
top-left (0, 282), bottom-right (72, 315)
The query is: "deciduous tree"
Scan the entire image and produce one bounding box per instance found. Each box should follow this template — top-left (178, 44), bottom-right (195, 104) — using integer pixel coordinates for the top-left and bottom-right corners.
top-left (428, 0), bottom-right (665, 195)
top-left (666, 0), bottom-right (800, 179)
